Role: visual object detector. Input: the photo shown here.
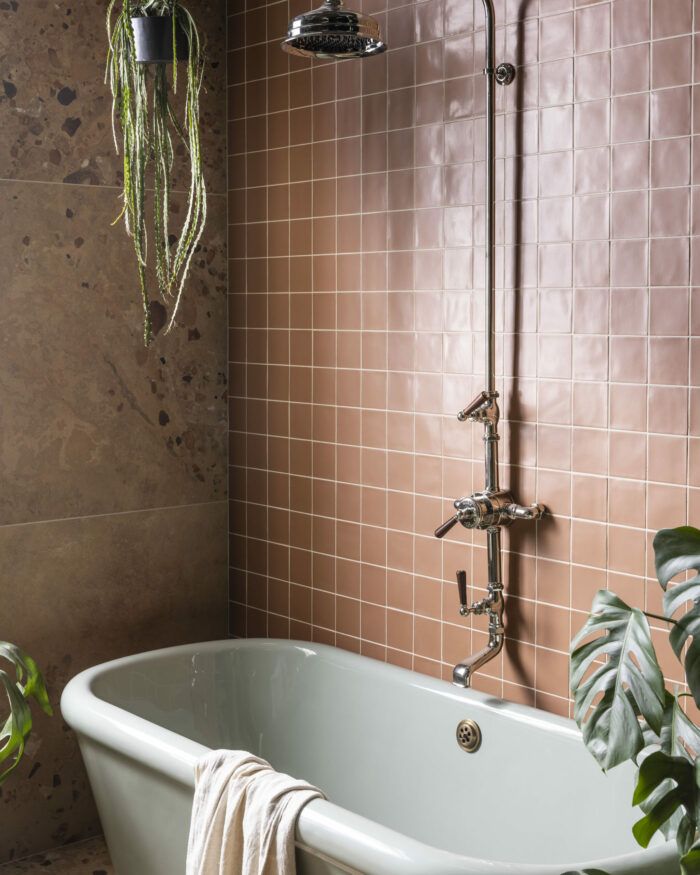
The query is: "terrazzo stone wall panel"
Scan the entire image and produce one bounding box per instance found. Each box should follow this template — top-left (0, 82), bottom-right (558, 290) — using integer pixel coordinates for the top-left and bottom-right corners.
top-left (227, 0), bottom-right (700, 718)
top-left (0, 0), bottom-right (228, 862)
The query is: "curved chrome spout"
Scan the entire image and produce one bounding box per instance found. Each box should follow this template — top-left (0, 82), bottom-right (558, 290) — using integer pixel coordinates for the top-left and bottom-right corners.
top-left (453, 625), bottom-right (504, 687)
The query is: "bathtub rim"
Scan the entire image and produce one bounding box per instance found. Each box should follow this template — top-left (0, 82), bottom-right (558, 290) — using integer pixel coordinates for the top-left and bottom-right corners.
top-left (60, 637), bottom-right (676, 875)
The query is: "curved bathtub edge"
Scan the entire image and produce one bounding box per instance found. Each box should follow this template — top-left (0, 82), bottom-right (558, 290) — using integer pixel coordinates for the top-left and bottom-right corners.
top-left (60, 640), bottom-right (678, 875)
top-left (61, 655), bottom-right (478, 875)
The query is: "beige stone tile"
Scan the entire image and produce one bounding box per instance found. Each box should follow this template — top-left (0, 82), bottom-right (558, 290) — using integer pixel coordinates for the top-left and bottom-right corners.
top-left (0, 501), bottom-right (227, 862)
top-left (0, 837), bottom-right (112, 874)
top-left (0, 1), bottom-right (227, 194)
top-left (0, 180), bottom-right (227, 525)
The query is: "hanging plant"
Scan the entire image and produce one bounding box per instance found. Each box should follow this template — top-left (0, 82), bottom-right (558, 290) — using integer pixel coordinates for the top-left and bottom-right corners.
top-left (106, 0), bottom-right (207, 345)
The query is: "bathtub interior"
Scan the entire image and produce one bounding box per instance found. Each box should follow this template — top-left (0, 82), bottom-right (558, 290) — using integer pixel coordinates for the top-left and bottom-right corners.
top-left (91, 641), bottom-right (660, 867)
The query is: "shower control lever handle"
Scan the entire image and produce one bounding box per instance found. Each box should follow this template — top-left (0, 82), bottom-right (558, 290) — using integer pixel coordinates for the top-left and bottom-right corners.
top-left (435, 514), bottom-right (460, 539)
top-left (457, 391), bottom-right (491, 422)
top-left (456, 570), bottom-right (468, 615)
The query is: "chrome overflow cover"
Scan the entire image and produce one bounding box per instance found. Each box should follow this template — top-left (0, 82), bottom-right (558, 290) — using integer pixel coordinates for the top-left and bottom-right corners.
top-left (456, 718), bottom-right (482, 753)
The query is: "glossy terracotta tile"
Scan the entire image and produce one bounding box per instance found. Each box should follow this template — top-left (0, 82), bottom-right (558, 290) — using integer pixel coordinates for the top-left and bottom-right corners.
top-left (228, 0), bottom-right (699, 719)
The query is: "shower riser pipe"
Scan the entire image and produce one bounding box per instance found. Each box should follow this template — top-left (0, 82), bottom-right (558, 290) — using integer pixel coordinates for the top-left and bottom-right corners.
top-left (481, 0), bottom-right (500, 591)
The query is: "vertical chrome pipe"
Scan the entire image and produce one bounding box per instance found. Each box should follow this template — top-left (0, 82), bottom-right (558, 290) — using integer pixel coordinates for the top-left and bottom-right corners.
top-left (487, 527), bottom-right (502, 589)
top-left (481, 0), bottom-right (496, 400)
top-left (481, 2), bottom-right (500, 580)
top-left (481, 0), bottom-right (500, 502)
top-left (484, 420), bottom-right (499, 493)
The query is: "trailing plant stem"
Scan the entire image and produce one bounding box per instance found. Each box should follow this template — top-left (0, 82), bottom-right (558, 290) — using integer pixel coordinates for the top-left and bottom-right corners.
top-left (106, 0), bottom-right (207, 344)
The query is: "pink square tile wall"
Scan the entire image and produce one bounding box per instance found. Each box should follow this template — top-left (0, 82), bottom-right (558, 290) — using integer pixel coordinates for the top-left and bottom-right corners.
top-left (227, 0), bottom-right (697, 716)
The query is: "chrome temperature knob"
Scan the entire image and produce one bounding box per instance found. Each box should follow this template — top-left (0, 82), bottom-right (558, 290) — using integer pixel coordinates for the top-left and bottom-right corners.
top-left (454, 497), bottom-right (479, 528)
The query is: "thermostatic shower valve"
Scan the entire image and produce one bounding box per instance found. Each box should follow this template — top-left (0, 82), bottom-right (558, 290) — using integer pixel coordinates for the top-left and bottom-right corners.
top-left (435, 491), bottom-right (544, 537)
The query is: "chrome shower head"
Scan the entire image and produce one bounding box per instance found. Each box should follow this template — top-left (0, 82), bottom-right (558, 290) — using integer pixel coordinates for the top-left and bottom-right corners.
top-left (281, 0), bottom-right (387, 59)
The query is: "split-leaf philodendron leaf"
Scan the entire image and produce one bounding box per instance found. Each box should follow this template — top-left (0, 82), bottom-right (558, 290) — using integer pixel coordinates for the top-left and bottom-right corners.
top-left (641, 693), bottom-right (700, 842)
top-left (681, 841), bottom-right (700, 875)
top-left (559, 870), bottom-right (610, 874)
top-left (0, 642), bottom-right (52, 784)
top-left (571, 590), bottom-right (666, 770)
top-left (655, 527), bottom-right (700, 707)
top-left (632, 750), bottom-right (700, 858)
top-left (571, 526), bottom-right (700, 868)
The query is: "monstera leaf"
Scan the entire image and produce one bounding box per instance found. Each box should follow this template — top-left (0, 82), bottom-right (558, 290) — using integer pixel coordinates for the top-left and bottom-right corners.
top-left (560, 870), bottom-right (609, 874)
top-left (635, 693), bottom-right (700, 842)
top-left (682, 843), bottom-right (700, 875)
top-left (0, 642), bottom-right (52, 784)
top-left (633, 751), bottom-right (700, 858)
top-left (655, 527), bottom-right (700, 707)
top-left (661, 693), bottom-right (700, 762)
top-left (571, 590), bottom-right (666, 770)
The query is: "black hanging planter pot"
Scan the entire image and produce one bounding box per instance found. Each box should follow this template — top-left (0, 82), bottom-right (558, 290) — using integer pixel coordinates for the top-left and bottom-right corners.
top-left (132, 15), bottom-right (189, 63)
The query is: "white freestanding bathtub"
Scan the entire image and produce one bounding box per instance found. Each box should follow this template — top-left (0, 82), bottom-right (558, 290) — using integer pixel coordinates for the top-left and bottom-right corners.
top-left (61, 639), bottom-right (677, 874)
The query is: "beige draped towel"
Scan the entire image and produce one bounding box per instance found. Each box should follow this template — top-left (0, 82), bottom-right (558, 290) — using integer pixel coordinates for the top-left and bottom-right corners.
top-left (186, 749), bottom-right (325, 875)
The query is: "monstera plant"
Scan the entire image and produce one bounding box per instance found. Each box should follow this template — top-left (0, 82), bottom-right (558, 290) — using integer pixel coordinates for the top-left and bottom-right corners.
top-left (106, 0), bottom-right (207, 345)
top-left (571, 526), bottom-right (700, 874)
top-left (0, 642), bottom-right (52, 784)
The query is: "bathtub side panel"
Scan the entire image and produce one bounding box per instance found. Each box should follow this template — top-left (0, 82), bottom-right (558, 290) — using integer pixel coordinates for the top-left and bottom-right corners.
top-left (78, 732), bottom-right (353, 875)
top-left (78, 736), bottom-right (192, 875)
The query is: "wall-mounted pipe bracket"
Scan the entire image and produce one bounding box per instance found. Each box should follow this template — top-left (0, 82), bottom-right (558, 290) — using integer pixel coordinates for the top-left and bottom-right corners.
top-left (495, 62), bottom-right (516, 85)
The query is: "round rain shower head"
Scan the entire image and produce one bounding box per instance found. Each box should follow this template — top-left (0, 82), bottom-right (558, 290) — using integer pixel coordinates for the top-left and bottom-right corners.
top-left (282, 0), bottom-right (387, 59)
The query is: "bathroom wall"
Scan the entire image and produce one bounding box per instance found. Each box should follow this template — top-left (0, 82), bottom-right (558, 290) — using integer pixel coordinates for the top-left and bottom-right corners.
top-left (227, 0), bottom-right (698, 716)
top-left (0, 0), bottom-right (228, 862)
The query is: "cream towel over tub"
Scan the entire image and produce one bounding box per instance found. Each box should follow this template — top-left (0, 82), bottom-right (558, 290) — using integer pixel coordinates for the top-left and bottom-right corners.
top-left (186, 750), bottom-right (325, 875)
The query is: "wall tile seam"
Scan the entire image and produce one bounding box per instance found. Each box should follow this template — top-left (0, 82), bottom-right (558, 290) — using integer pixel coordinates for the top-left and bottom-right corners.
top-left (227, 190), bottom-right (696, 208)
top-left (228, 605), bottom-right (687, 689)
top-left (230, 9), bottom-right (699, 44)
top-left (227, 0), bottom-right (232, 638)
top-left (0, 176), bottom-right (230, 198)
top-left (228, 141), bottom-right (695, 164)
top-left (0, 499), bottom-right (228, 533)
top-left (225, 456), bottom-right (694, 482)
top-left (227, 69), bottom-right (697, 103)
top-left (227, 77), bottom-right (699, 105)
top-left (227, 510), bottom-right (686, 535)
top-left (225, 627), bottom-right (681, 699)
top-left (228, 545), bottom-right (662, 582)
top-left (227, 587), bottom-right (646, 620)
top-left (227, 611), bottom-right (585, 662)
top-left (226, 410), bottom-right (697, 425)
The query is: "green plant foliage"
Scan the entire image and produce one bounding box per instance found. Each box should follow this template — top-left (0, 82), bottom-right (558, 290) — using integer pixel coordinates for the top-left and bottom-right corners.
top-left (106, 0), bottom-right (207, 345)
top-left (0, 643), bottom-right (53, 784)
top-left (570, 525), bottom-right (700, 872)
top-left (655, 527), bottom-right (700, 707)
top-left (681, 843), bottom-right (700, 875)
top-left (560, 870), bottom-right (609, 875)
top-left (632, 752), bottom-right (698, 852)
top-left (642, 693), bottom-right (700, 842)
top-left (570, 590), bottom-right (666, 770)
top-left (660, 693), bottom-right (700, 762)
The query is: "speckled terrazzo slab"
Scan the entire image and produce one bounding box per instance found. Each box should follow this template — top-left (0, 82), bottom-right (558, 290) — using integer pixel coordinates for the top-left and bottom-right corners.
top-left (0, 837), bottom-right (113, 874)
